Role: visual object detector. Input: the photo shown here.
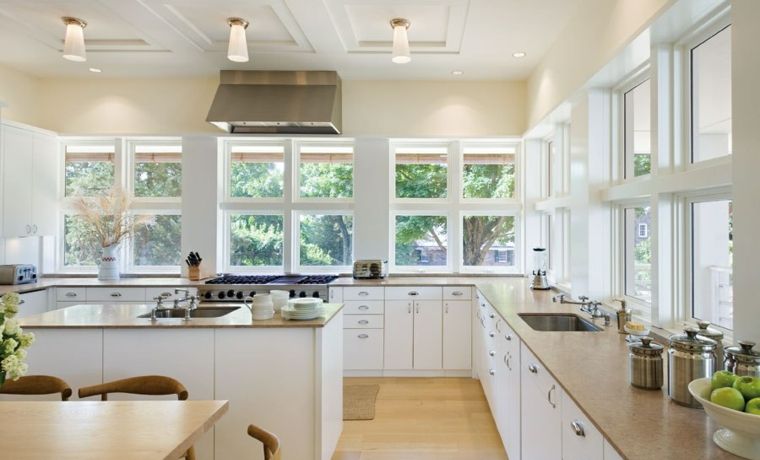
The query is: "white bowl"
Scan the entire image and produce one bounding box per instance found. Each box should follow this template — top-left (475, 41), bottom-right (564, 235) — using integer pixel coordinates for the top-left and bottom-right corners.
top-left (688, 377), bottom-right (760, 459)
top-left (289, 298), bottom-right (320, 311)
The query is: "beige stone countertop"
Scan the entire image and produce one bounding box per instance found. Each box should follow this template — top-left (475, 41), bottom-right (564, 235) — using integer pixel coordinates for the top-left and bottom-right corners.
top-left (330, 275), bottom-right (512, 286)
top-left (0, 277), bottom-right (209, 295)
top-left (476, 281), bottom-right (739, 460)
top-left (20, 302), bottom-right (343, 329)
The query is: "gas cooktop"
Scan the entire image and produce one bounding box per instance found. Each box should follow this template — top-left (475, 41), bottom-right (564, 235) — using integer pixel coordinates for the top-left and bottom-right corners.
top-left (200, 274), bottom-right (338, 302)
top-left (204, 274), bottom-right (338, 285)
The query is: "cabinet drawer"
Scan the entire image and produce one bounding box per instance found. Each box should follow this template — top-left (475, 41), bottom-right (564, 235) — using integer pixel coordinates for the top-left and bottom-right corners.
top-left (145, 287), bottom-right (196, 302)
top-left (344, 329), bottom-right (383, 370)
top-left (521, 343), bottom-right (558, 394)
top-left (344, 314), bottom-right (383, 329)
top-left (385, 286), bottom-right (442, 300)
top-left (343, 300), bottom-right (384, 315)
top-left (56, 287), bottom-right (86, 302)
top-left (86, 287), bottom-right (146, 302)
top-left (343, 286), bottom-right (384, 300)
top-left (443, 286), bottom-right (471, 300)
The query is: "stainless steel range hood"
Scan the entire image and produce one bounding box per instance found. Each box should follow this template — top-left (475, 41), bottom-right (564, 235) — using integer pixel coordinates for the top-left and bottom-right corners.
top-left (206, 70), bottom-right (342, 134)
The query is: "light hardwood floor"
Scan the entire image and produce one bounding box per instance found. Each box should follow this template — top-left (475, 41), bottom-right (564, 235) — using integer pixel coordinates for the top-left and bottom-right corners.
top-left (333, 377), bottom-right (508, 460)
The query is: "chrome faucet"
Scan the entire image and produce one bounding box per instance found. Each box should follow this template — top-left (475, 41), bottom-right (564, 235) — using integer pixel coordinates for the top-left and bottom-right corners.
top-left (173, 289), bottom-right (199, 320)
top-left (553, 294), bottom-right (610, 325)
top-left (149, 295), bottom-right (170, 321)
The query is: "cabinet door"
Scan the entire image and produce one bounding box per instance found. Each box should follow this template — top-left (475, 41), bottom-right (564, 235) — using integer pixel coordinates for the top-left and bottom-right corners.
top-left (384, 300), bottom-right (414, 369)
top-left (521, 344), bottom-right (562, 460)
top-left (562, 391), bottom-right (604, 460)
top-left (328, 287), bottom-right (343, 303)
top-left (2, 125), bottom-right (33, 237)
top-left (31, 133), bottom-right (58, 236)
top-left (500, 326), bottom-right (521, 460)
top-left (443, 300), bottom-right (471, 369)
top-left (17, 290), bottom-right (49, 318)
top-left (413, 300), bottom-right (442, 370)
top-left (344, 329), bottom-right (383, 370)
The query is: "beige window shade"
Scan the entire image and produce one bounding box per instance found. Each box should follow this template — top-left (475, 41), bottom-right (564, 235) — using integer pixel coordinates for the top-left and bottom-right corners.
top-left (135, 152), bottom-right (182, 163)
top-left (463, 153), bottom-right (515, 165)
top-left (396, 153), bottom-right (448, 165)
top-left (300, 152), bottom-right (352, 164)
top-left (231, 152), bottom-right (284, 163)
top-left (65, 152), bottom-right (115, 162)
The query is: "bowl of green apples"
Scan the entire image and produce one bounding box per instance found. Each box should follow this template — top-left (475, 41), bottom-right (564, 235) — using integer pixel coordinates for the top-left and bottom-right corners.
top-left (689, 372), bottom-right (760, 460)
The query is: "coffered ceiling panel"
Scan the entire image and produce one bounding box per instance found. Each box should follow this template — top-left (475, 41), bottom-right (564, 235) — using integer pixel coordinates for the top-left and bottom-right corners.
top-left (140, 0), bottom-right (313, 52)
top-left (324, 0), bottom-right (468, 53)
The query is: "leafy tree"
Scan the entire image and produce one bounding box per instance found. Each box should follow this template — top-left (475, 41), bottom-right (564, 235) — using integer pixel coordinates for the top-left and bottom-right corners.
top-left (300, 215), bottom-right (353, 266)
top-left (230, 162), bottom-right (283, 198)
top-left (65, 161), bottom-right (114, 196)
top-left (462, 216), bottom-right (515, 266)
top-left (132, 215), bottom-right (182, 266)
top-left (396, 164), bottom-right (447, 198)
top-left (633, 154), bottom-right (651, 177)
top-left (64, 215), bottom-right (100, 266)
top-left (463, 164), bottom-right (515, 199)
top-left (300, 163), bottom-right (352, 198)
top-left (134, 162), bottom-right (181, 197)
top-left (230, 215), bottom-right (284, 266)
top-left (395, 216), bottom-right (447, 266)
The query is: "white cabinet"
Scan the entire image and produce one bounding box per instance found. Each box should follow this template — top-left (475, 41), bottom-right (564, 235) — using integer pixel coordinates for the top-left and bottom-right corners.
top-left (521, 343), bottom-right (562, 460)
top-left (442, 300), bottom-right (471, 369)
top-left (343, 288), bottom-right (384, 371)
top-left (1, 123), bottom-right (58, 237)
top-left (412, 300), bottom-right (442, 369)
top-left (328, 287), bottom-right (343, 303)
top-left (604, 439), bottom-right (624, 460)
top-left (86, 287), bottom-right (146, 302)
top-left (384, 300), bottom-right (414, 369)
top-left (495, 319), bottom-right (521, 460)
top-left (17, 289), bottom-right (49, 318)
top-left (53, 286), bottom-right (194, 310)
top-left (344, 329), bottom-right (383, 369)
top-left (562, 390), bottom-right (604, 460)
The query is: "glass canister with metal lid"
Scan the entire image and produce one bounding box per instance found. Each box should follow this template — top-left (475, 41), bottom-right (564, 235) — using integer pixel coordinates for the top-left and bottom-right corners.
top-left (724, 341), bottom-right (760, 377)
top-left (668, 327), bottom-right (717, 408)
top-left (696, 320), bottom-right (725, 370)
top-left (628, 337), bottom-right (664, 390)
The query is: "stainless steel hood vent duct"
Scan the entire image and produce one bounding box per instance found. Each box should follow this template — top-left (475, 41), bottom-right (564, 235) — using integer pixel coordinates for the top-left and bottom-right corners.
top-left (206, 70), bottom-right (342, 134)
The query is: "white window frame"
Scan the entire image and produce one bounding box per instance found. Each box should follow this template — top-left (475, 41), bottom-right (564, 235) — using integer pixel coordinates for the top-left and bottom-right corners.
top-left (223, 210), bottom-right (287, 273)
top-left (126, 138), bottom-right (182, 205)
top-left (293, 210), bottom-right (354, 274)
top-left (616, 201), bottom-right (653, 318)
top-left (681, 188), bottom-right (733, 331)
top-left (613, 65), bottom-right (652, 182)
top-left (222, 138), bottom-right (289, 203)
top-left (458, 211), bottom-right (521, 275)
top-left (678, 11), bottom-right (732, 168)
top-left (391, 141), bottom-right (452, 204)
top-left (459, 142), bottom-right (521, 204)
top-left (294, 140), bottom-right (355, 203)
top-left (126, 209), bottom-right (182, 274)
top-left (390, 210), bottom-right (452, 274)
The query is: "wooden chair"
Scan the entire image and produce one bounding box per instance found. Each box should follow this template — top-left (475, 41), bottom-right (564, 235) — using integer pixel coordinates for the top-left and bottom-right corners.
top-left (0, 375), bottom-right (73, 401)
top-left (247, 424), bottom-right (281, 460)
top-left (78, 375), bottom-right (194, 460)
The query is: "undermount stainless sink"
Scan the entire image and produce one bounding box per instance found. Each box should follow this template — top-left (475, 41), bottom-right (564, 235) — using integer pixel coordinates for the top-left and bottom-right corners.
top-left (518, 313), bottom-right (602, 332)
top-left (138, 307), bottom-right (240, 319)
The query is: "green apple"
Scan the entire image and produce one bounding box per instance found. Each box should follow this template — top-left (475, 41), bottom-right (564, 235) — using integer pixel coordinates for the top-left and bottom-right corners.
top-left (711, 370), bottom-right (738, 390)
top-left (711, 387), bottom-right (746, 411)
top-left (733, 376), bottom-right (760, 401)
top-left (746, 398), bottom-right (760, 416)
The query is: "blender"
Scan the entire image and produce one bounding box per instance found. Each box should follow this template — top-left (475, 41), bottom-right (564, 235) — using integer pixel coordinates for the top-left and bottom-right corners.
top-left (530, 247), bottom-right (550, 290)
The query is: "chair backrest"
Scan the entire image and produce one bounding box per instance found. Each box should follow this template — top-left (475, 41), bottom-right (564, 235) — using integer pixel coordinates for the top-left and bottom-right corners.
top-left (0, 375), bottom-right (73, 401)
top-left (78, 375), bottom-right (189, 401)
top-left (247, 424), bottom-right (281, 460)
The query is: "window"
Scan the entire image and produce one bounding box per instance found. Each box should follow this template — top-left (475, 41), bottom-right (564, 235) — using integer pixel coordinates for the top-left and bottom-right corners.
top-left (132, 145), bottom-right (181, 198)
top-left (131, 214), bottom-right (182, 268)
top-left (62, 214), bottom-right (100, 267)
top-left (395, 147), bottom-right (448, 199)
top-left (690, 199), bottom-right (733, 329)
top-left (64, 144), bottom-right (115, 196)
top-left (461, 147), bottom-right (516, 199)
top-left (546, 140), bottom-right (555, 198)
top-left (691, 25), bottom-right (732, 163)
top-left (624, 206), bottom-right (652, 304)
top-left (393, 214), bottom-right (448, 268)
top-left (298, 145), bottom-right (353, 199)
top-left (228, 213), bottom-right (284, 269)
top-left (298, 214), bottom-right (353, 268)
top-left (462, 214), bottom-right (516, 269)
top-left (228, 144), bottom-right (285, 199)
top-left (623, 79), bottom-right (651, 177)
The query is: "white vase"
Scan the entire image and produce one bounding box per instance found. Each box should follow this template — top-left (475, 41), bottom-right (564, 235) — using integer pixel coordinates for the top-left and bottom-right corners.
top-left (98, 244), bottom-right (120, 280)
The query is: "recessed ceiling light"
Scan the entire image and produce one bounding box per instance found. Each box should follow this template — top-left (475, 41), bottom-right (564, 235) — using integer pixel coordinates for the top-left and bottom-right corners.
top-left (512, 51), bottom-right (527, 58)
top-left (451, 70), bottom-right (464, 76)
top-left (89, 67), bottom-right (101, 73)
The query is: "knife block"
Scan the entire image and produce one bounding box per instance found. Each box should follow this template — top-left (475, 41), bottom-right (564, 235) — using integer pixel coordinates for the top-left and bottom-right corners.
top-left (188, 265), bottom-right (201, 281)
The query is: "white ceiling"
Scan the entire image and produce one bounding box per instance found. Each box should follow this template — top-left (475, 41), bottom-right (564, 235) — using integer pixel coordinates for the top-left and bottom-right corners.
top-left (0, 0), bottom-right (582, 80)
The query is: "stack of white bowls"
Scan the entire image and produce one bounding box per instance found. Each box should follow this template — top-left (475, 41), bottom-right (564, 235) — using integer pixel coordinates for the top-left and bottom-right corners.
top-left (247, 293), bottom-right (274, 321)
top-left (269, 290), bottom-right (290, 313)
top-left (281, 298), bottom-right (322, 320)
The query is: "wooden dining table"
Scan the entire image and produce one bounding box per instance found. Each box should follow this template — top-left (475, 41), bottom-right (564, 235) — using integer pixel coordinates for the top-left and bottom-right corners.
top-left (0, 399), bottom-right (228, 459)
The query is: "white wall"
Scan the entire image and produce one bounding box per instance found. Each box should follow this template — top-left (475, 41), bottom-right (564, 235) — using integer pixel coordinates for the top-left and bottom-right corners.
top-left (730, 0), bottom-right (760, 343)
top-left (352, 138), bottom-right (391, 260)
top-left (0, 64), bottom-right (42, 127)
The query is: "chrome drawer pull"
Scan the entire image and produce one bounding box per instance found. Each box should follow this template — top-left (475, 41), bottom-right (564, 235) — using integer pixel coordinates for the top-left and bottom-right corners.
top-left (489, 313), bottom-right (495, 318)
top-left (528, 364), bottom-right (538, 374)
top-left (489, 350), bottom-right (496, 357)
top-left (571, 420), bottom-right (585, 437)
top-left (408, 291), bottom-right (419, 296)
top-left (358, 305), bottom-right (370, 311)
top-left (548, 384), bottom-right (557, 408)
top-left (358, 291), bottom-right (369, 297)
top-left (110, 292), bottom-right (122, 297)
top-left (452, 290), bottom-right (464, 296)
top-left (505, 335), bottom-right (512, 341)
top-left (161, 291), bottom-right (172, 297)
top-left (489, 332), bottom-right (495, 338)
top-left (489, 369), bottom-right (495, 376)
top-left (19, 299), bottom-right (25, 305)
top-left (358, 320), bottom-right (369, 325)
top-left (504, 353), bottom-right (512, 371)
top-left (65, 292), bottom-right (77, 297)
top-left (358, 334), bottom-right (369, 339)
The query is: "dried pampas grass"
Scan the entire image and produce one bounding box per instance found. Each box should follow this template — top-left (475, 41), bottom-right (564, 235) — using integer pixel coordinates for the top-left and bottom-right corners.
top-left (72, 187), bottom-right (148, 248)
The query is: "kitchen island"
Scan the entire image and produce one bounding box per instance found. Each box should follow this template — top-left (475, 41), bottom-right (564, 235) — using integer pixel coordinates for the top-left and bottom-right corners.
top-left (16, 303), bottom-right (344, 460)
